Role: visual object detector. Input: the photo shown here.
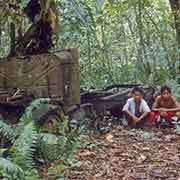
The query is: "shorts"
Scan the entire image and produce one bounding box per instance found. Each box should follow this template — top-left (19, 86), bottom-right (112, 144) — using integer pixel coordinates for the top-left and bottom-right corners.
top-left (148, 111), bottom-right (174, 123)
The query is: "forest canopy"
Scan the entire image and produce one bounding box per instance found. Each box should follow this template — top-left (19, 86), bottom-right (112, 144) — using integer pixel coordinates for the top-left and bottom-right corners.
top-left (0, 0), bottom-right (180, 89)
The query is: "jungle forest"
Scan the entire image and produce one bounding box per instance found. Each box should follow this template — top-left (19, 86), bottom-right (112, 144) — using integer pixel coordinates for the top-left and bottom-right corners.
top-left (0, 0), bottom-right (180, 180)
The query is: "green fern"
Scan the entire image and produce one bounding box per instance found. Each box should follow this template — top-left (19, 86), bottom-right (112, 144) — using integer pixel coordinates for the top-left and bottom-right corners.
top-left (63, 129), bottom-right (81, 163)
top-left (19, 98), bottom-right (51, 126)
top-left (0, 157), bottom-right (40, 180)
top-left (0, 121), bottom-right (19, 143)
top-left (0, 98), bottom-right (80, 179)
top-left (37, 128), bottom-right (81, 165)
top-left (24, 169), bottom-right (41, 180)
top-left (10, 122), bottom-right (38, 170)
top-left (0, 121), bottom-right (40, 179)
top-left (37, 130), bottom-right (81, 179)
top-left (37, 133), bottom-right (65, 163)
top-left (0, 157), bottom-right (24, 179)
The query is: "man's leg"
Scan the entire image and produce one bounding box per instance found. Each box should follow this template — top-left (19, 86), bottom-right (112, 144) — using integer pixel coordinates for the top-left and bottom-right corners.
top-left (160, 111), bottom-right (173, 122)
top-left (175, 112), bottom-right (180, 120)
top-left (148, 112), bottom-right (159, 124)
top-left (135, 111), bottom-right (151, 128)
top-left (123, 112), bottom-right (148, 128)
top-left (123, 112), bottom-right (133, 127)
top-left (158, 111), bottom-right (174, 127)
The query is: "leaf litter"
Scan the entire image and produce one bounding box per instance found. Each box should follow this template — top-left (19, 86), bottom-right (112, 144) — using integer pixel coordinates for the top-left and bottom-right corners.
top-left (65, 125), bottom-right (180, 180)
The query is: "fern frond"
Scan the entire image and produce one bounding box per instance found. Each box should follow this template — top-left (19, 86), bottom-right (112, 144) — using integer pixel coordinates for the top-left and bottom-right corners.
top-left (24, 169), bottom-right (41, 180)
top-left (0, 157), bottom-right (24, 179)
top-left (38, 129), bottom-right (81, 165)
top-left (37, 133), bottom-right (65, 163)
top-left (62, 130), bottom-right (81, 162)
top-left (0, 121), bottom-right (19, 143)
top-left (19, 98), bottom-right (51, 126)
top-left (0, 158), bottom-right (40, 180)
top-left (11, 122), bottom-right (38, 170)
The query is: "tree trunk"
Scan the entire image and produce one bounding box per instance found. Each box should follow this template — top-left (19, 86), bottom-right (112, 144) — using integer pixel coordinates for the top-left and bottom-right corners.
top-left (9, 22), bottom-right (16, 56)
top-left (169, 0), bottom-right (180, 47)
top-left (169, 0), bottom-right (180, 83)
top-left (0, 26), bottom-right (2, 48)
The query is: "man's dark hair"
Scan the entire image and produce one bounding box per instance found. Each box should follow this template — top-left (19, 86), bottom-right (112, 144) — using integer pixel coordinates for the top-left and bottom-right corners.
top-left (160, 85), bottom-right (171, 94)
top-left (131, 87), bottom-right (144, 95)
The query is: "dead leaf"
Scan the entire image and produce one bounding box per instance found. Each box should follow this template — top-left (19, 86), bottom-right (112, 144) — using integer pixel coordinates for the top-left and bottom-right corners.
top-left (65, 125), bottom-right (180, 180)
top-left (106, 133), bottom-right (114, 142)
top-left (137, 154), bottom-right (147, 164)
top-left (76, 150), bottom-right (96, 160)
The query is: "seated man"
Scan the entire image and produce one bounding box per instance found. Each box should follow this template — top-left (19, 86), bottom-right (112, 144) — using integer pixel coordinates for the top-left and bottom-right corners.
top-left (122, 87), bottom-right (151, 128)
top-left (149, 85), bottom-right (180, 124)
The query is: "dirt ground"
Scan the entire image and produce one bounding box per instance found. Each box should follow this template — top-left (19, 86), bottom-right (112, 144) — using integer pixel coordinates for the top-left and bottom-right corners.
top-left (65, 125), bottom-right (180, 180)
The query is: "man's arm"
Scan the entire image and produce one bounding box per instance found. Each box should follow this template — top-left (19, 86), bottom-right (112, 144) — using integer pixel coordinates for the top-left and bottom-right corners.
top-left (139, 112), bottom-right (149, 121)
top-left (124, 109), bottom-right (137, 120)
top-left (122, 99), bottom-right (137, 120)
top-left (138, 100), bottom-right (151, 121)
top-left (152, 96), bottom-right (161, 111)
top-left (163, 97), bottom-right (180, 112)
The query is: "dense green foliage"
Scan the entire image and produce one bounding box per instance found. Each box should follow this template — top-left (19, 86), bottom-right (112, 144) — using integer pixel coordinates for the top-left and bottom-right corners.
top-left (0, 99), bottom-right (81, 179)
top-left (0, 0), bottom-right (180, 88)
top-left (0, 1), bottom-right (180, 179)
top-left (57, 0), bottom-right (180, 88)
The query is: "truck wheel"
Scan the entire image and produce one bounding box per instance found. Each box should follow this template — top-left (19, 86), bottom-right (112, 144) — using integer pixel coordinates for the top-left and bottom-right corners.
top-left (39, 107), bottom-right (65, 132)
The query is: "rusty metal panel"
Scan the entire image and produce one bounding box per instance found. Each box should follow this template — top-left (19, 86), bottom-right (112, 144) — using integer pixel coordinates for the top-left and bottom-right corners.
top-left (0, 49), bottom-right (80, 107)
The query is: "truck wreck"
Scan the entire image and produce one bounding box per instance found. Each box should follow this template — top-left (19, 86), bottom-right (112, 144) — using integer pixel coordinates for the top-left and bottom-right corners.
top-left (0, 49), bottom-right (80, 128)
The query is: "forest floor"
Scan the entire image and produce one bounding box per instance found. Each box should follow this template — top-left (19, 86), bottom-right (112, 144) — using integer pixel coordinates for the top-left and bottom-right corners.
top-left (65, 124), bottom-right (180, 180)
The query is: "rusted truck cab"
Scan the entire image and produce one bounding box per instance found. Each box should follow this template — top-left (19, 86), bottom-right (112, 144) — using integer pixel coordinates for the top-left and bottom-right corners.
top-left (0, 49), bottom-right (80, 124)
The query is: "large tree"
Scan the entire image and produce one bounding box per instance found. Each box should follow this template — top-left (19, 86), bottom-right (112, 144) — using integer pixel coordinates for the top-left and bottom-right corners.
top-left (0, 0), bottom-right (59, 56)
top-left (17, 0), bottom-right (59, 55)
top-left (169, 0), bottom-right (180, 47)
